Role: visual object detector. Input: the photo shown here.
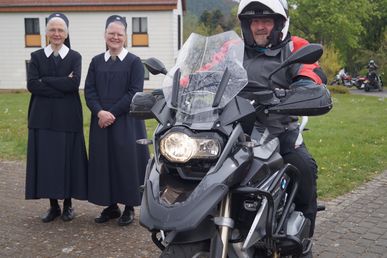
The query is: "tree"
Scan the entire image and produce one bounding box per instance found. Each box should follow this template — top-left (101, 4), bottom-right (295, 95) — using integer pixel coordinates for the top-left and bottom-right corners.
top-left (199, 10), bottom-right (211, 26)
top-left (183, 12), bottom-right (200, 41)
top-left (197, 9), bottom-right (226, 35)
top-left (288, 0), bottom-right (374, 71)
top-left (358, 29), bottom-right (387, 82)
top-left (358, 0), bottom-right (387, 51)
top-left (183, 2), bottom-right (240, 40)
top-left (228, 5), bottom-right (241, 35)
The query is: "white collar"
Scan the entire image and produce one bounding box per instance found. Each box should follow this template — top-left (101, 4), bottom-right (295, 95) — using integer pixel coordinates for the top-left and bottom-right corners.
top-left (44, 44), bottom-right (69, 59)
top-left (104, 48), bottom-right (128, 62)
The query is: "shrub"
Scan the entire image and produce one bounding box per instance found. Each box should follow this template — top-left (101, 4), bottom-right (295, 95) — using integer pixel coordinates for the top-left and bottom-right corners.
top-left (320, 44), bottom-right (342, 82)
top-left (327, 85), bottom-right (350, 94)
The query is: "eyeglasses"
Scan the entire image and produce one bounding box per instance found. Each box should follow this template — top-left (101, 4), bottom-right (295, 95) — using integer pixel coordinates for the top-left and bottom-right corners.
top-left (107, 32), bottom-right (125, 38)
top-left (48, 28), bottom-right (66, 34)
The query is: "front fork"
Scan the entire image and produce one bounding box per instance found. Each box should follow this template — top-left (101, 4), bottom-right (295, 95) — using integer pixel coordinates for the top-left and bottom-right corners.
top-left (216, 193), bottom-right (233, 258)
top-left (216, 194), bottom-right (282, 258)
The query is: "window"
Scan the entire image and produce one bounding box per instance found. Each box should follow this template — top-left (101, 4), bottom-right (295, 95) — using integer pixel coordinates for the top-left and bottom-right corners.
top-left (177, 15), bottom-right (182, 50)
top-left (25, 18), bottom-right (39, 34)
top-left (142, 60), bottom-right (149, 80)
top-left (132, 17), bottom-right (148, 47)
top-left (25, 60), bottom-right (31, 79)
top-left (45, 17), bottom-right (49, 46)
top-left (25, 18), bottom-right (41, 47)
top-left (133, 17), bottom-right (147, 33)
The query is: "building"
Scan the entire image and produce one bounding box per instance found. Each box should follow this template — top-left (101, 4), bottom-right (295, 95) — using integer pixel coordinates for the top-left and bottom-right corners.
top-left (0, 0), bottom-right (185, 89)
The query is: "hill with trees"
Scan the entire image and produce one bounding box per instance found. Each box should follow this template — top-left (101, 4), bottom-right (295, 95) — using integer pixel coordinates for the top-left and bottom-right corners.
top-left (183, 0), bottom-right (240, 41)
top-left (186, 0), bottom-right (238, 17)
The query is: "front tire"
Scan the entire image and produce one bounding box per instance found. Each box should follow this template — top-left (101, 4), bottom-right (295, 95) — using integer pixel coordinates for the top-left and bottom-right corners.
top-left (355, 81), bottom-right (363, 89)
top-left (160, 241), bottom-right (210, 258)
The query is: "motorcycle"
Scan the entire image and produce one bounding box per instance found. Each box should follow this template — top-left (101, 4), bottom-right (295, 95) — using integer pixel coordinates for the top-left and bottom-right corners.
top-left (130, 31), bottom-right (332, 258)
top-left (364, 71), bottom-right (383, 92)
top-left (330, 72), bottom-right (352, 87)
top-left (352, 75), bottom-right (367, 90)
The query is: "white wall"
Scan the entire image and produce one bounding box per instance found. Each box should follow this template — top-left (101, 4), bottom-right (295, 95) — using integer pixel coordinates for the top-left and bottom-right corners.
top-left (0, 7), bottom-right (183, 90)
top-left (0, 13), bottom-right (33, 89)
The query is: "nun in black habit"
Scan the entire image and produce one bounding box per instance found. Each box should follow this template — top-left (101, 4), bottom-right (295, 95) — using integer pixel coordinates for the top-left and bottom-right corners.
top-left (85, 15), bottom-right (150, 226)
top-left (25, 13), bottom-right (88, 222)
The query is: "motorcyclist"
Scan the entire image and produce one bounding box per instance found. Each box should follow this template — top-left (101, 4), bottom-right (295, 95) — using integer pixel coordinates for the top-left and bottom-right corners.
top-left (367, 59), bottom-right (378, 72)
top-left (366, 60), bottom-right (382, 90)
top-left (237, 0), bottom-right (328, 248)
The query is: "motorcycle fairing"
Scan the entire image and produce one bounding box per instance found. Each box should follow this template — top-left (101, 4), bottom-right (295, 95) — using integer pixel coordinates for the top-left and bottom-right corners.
top-left (150, 94), bottom-right (256, 134)
top-left (253, 137), bottom-right (280, 160)
top-left (218, 96), bottom-right (256, 134)
top-left (140, 146), bottom-right (251, 232)
top-left (141, 124), bottom-right (252, 232)
top-left (240, 151), bottom-right (283, 187)
top-left (240, 129), bottom-right (283, 186)
top-left (140, 179), bottom-right (227, 231)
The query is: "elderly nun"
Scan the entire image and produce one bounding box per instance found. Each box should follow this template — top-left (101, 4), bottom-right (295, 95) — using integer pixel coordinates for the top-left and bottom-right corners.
top-left (25, 12), bottom-right (88, 223)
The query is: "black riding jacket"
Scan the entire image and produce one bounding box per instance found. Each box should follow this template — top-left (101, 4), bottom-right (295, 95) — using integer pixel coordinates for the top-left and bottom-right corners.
top-left (243, 34), bottom-right (326, 136)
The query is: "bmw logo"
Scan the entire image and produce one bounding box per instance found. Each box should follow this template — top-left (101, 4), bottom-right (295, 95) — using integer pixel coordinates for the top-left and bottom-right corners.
top-left (281, 178), bottom-right (287, 190)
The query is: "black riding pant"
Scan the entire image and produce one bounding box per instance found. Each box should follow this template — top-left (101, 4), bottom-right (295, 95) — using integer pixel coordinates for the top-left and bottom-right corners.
top-left (279, 130), bottom-right (318, 237)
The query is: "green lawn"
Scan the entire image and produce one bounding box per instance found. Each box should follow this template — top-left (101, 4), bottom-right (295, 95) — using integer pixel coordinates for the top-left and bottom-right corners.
top-left (305, 94), bottom-right (387, 199)
top-left (0, 92), bottom-right (386, 200)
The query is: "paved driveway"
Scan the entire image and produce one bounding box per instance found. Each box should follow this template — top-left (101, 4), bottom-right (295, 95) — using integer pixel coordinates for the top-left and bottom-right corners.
top-left (0, 161), bottom-right (161, 258)
top-left (349, 88), bottom-right (387, 98)
top-left (1, 161), bottom-right (387, 257)
top-left (314, 171), bottom-right (387, 257)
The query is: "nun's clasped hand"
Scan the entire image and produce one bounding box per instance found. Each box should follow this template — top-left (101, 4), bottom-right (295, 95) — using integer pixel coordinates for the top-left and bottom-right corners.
top-left (97, 110), bottom-right (116, 128)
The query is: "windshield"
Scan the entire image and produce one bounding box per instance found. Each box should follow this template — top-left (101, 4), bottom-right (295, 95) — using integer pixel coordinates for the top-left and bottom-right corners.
top-left (162, 31), bottom-right (248, 124)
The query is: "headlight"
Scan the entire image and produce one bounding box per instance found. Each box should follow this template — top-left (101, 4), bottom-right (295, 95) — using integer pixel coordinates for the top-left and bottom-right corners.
top-left (160, 132), bottom-right (221, 163)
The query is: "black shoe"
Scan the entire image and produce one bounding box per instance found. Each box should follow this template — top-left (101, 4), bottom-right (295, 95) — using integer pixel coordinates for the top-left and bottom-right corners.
top-left (41, 207), bottom-right (61, 223)
top-left (61, 206), bottom-right (75, 222)
top-left (118, 208), bottom-right (134, 226)
top-left (94, 206), bottom-right (121, 223)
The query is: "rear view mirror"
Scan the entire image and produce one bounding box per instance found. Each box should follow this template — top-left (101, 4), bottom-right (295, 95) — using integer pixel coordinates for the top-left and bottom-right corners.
top-left (268, 44), bottom-right (323, 80)
top-left (130, 92), bottom-right (156, 119)
top-left (283, 43), bottom-right (323, 66)
top-left (144, 58), bottom-right (168, 75)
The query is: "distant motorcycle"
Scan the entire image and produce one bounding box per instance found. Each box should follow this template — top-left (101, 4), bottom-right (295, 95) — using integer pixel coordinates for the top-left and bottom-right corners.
top-left (352, 75), bottom-right (367, 90)
top-left (330, 73), bottom-right (352, 87)
top-left (364, 71), bottom-right (383, 92)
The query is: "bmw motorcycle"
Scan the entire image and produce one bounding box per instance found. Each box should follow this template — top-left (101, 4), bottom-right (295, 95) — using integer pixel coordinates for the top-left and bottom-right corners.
top-left (364, 70), bottom-right (383, 92)
top-left (130, 31), bottom-right (332, 258)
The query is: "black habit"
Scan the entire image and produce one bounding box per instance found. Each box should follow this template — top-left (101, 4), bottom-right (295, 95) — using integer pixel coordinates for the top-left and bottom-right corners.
top-left (85, 51), bottom-right (150, 207)
top-left (25, 48), bottom-right (88, 200)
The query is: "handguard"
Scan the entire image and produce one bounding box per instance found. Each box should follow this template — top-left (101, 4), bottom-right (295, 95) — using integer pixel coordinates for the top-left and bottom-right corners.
top-left (268, 84), bottom-right (332, 116)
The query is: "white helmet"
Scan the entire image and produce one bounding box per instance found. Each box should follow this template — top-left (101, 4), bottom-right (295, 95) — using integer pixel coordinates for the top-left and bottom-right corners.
top-left (237, 0), bottom-right (289, 47)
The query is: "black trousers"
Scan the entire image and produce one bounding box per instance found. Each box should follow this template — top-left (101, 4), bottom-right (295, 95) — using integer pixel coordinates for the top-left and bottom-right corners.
top-left (279, 130), bottom-right (318, 237)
